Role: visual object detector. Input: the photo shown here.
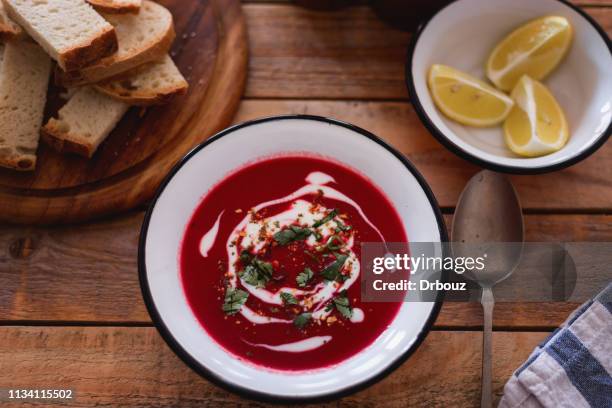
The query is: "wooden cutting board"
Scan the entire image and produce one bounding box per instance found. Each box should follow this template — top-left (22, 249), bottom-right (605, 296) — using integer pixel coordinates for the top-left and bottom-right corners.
top-left (0, 0), bottom-right (247, 225)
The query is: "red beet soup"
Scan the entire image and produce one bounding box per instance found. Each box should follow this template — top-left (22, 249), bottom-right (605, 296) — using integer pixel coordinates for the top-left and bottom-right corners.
top-left (180, 155), bottom-right (408, 371)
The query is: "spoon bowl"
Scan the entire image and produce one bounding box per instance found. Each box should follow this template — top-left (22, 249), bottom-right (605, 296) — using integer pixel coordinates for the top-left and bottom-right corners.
top-left (453, 171), bottom-right (524, 286)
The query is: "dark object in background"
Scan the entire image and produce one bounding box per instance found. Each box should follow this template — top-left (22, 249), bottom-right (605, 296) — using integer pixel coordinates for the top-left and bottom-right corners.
top-left (369, 0), bottom-right (452, 31)
top-left (291, 0), bottom-right (452, 31)
top-left (293, 0), bottom-right (357, 10)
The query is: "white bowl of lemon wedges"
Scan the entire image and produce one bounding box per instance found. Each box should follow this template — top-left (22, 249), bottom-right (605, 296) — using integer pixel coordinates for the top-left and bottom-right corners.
top-left (407, 0), bottom-right (611, 173)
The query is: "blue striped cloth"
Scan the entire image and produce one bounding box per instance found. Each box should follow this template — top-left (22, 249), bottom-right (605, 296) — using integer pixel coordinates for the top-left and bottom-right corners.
top-left (499, 283), bottom-right (612, 408)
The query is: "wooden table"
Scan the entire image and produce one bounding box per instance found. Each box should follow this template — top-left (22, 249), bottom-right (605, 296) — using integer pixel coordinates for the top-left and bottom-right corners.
top-left (1, 1), bottom-right (611, 406)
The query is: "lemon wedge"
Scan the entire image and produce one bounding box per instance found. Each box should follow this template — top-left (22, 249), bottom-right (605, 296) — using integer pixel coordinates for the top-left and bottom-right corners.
top-left (487, 16), bottom-right (573, 91)
top-left (504, 75), bottom-right (569, 157)
top-left (428, 64), bottom-right (514, 127)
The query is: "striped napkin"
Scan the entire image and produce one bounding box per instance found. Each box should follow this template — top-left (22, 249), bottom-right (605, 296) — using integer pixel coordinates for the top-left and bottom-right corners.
top-left (499, 283), bottom-right (612, 408)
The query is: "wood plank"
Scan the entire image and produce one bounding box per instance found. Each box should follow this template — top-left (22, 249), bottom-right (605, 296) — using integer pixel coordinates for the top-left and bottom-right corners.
top-left (1, 213), bottom-right (143, 323)
top-left (1, 211), bottom-right (609, 326)
top-left (245, 4), bottom-right (409, 99)
top-left (438, 302), bottom-right (580, 329)
top-left (0, 327), bottom-right (547, 406)
top-left (244, 5), bottom-right (612, 99)
top-left (234, 100), bottom-right (612, 210)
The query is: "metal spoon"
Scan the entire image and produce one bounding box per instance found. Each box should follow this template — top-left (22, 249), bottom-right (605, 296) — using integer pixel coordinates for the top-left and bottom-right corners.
top-left (451, 170), bottom-right (524, 408)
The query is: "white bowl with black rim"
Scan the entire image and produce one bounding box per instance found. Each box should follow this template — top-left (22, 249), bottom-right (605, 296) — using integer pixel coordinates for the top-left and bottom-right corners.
top-left (138, 116), bottom-right (447, 402)
top-left (407, 0), bottom-right (611, 174)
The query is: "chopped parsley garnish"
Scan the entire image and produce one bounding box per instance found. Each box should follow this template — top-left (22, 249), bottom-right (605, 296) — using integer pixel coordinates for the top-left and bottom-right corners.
top-left (280, 292), bottom-right (298, 305)
top-left (240, 258), bottom-right (274, 288)
top-left (222, 288), bottom-right (249, 315)
top-left (326, 290), bottom-right (353, 319)
top-left (335, 219), bottom-right (352, 232)
top-left (313, 209), bottom-right (338, 228)
top-left (239, 250), bottom-right (252, 265)
top-left (296, 267), bottom-right (314, 287)
top-left (320, 253), bottom-right (349, 282)
top-left (273, 225), bottom-right (312, 246)
top-left (254, 258), bottom-right (274, 275)
top-left (325, 235), bottom-right (344, 251)
top-left (293, 312), bottom-right (312, 329)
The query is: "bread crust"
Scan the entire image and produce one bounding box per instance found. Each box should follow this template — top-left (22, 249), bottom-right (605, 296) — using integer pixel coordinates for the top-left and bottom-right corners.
top-left (95, 80), bottom-right (188, 106)
top-left (87, 0), bottom-right (141, 14)
top-left (0, 2), bottom-right (23, 39)
top-left (0, 149), bottom-right (36, 171)
top-left (0, 26), bottom-right (20, 40)
top-left (0, 20), bottom-right (22, 39)
top-left (61, 26), bottom-right (119, 72)
top-left (41, 120), bottom-right (96, 158)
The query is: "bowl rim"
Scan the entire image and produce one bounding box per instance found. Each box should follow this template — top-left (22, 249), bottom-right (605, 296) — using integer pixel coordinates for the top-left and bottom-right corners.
top-left (138, 114), bottom-right (449, 403)
top-left (405, 0), bottom-right (612, 175)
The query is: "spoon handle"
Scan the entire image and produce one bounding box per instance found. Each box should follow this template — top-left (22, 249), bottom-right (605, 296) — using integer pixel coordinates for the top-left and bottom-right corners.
top-left (481, 286), bottom-right (494, 408)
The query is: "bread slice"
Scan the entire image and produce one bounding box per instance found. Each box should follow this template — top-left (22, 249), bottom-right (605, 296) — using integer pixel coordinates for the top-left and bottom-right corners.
top-left (56, 0), bottom-right (174, 86)
top-left (87, 0), bottom-right (141, 14)
top-left (0, 40), bottom-right (51, 171)
top-left (95, 55), bottom-right (188, 106)
top-left (42, 87), bottom-right (129, 158)
top-left (2, 0), bottom-right (118, 71)
top-left (0, 2), bottom-right (22, 39)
